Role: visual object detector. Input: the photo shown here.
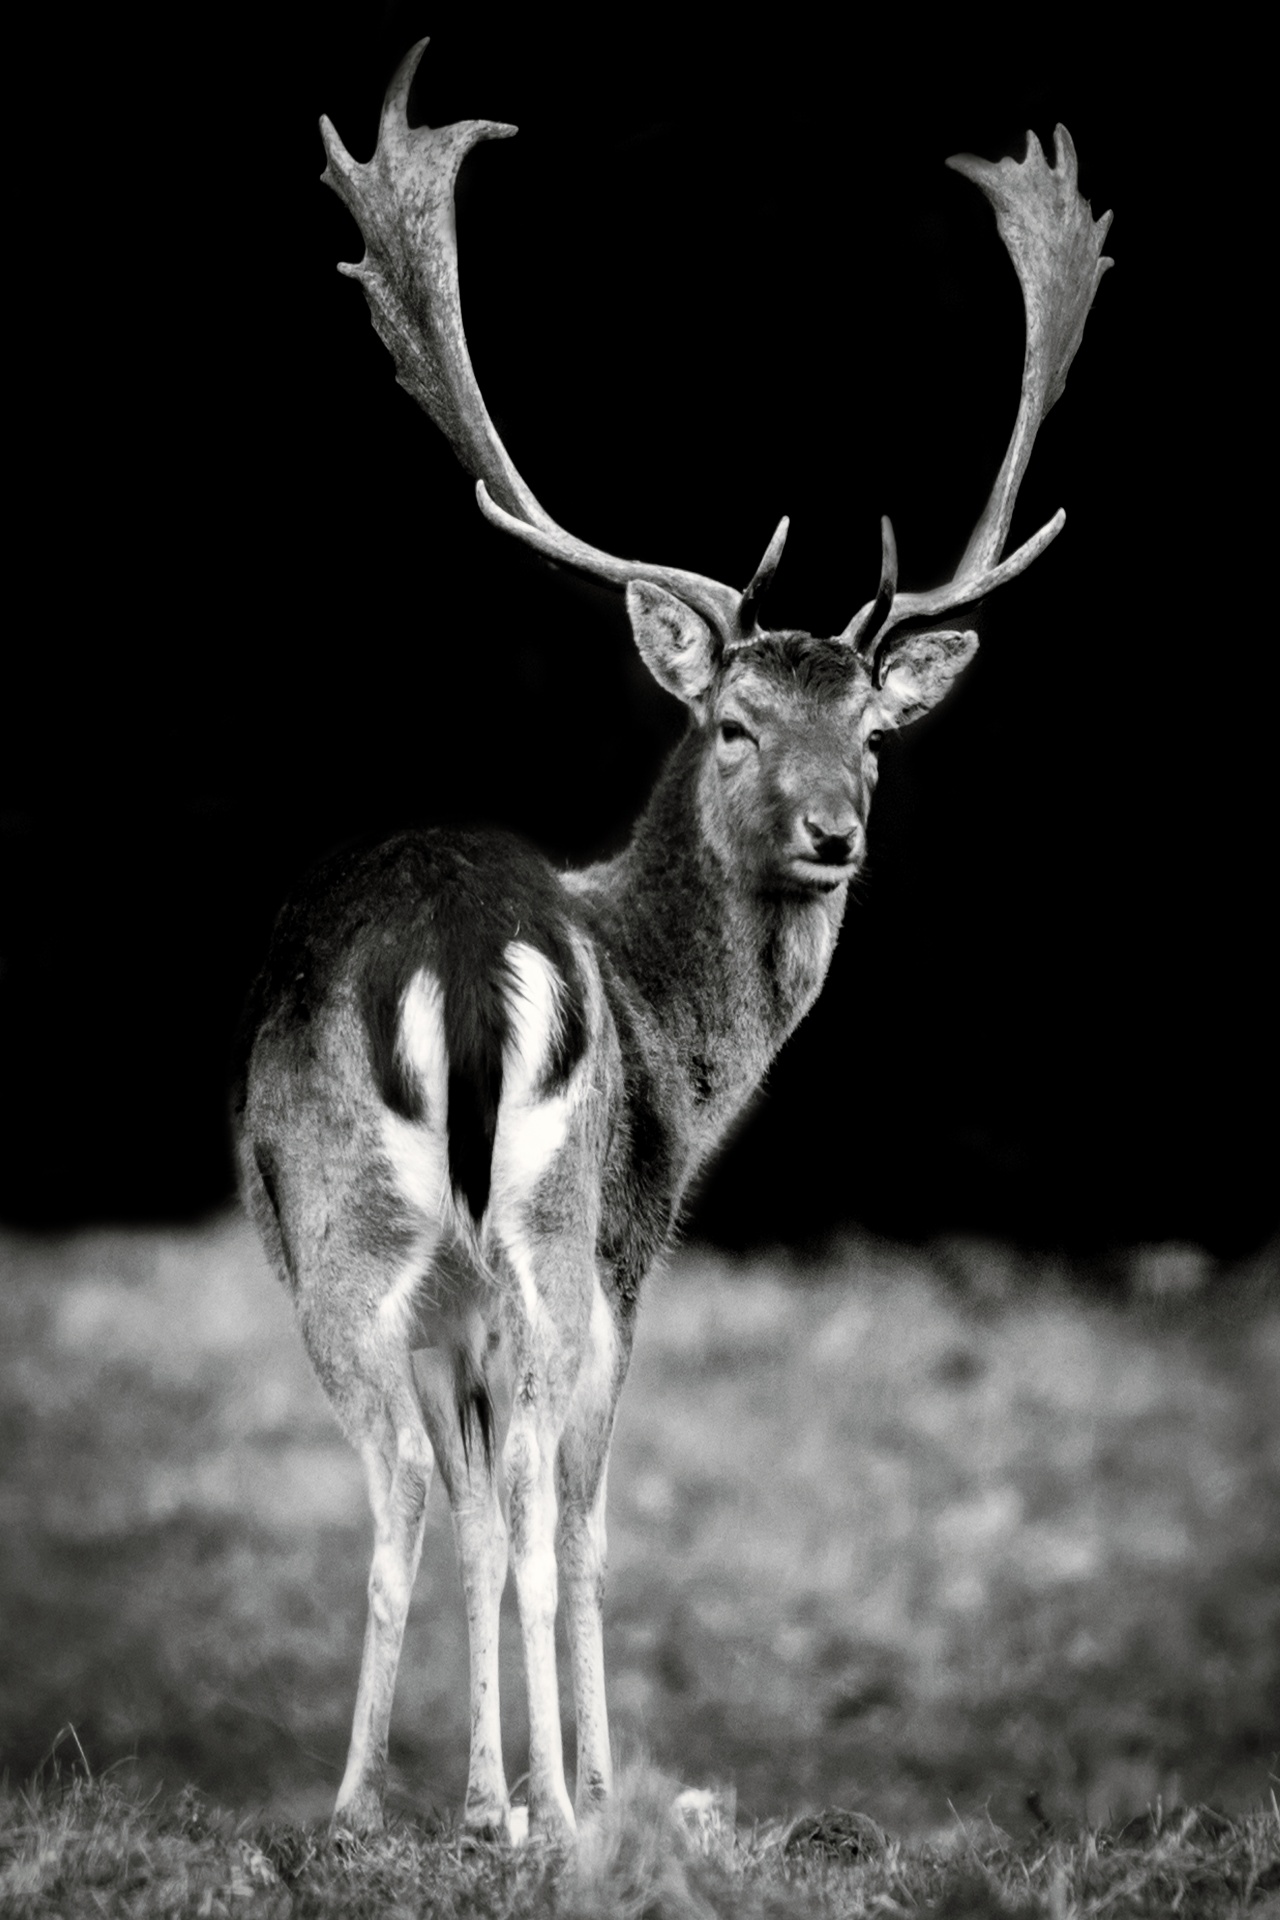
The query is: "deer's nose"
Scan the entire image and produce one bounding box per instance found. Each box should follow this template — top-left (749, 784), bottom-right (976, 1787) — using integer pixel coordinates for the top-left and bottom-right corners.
top-left (804, 812), bottom-right (862, 866)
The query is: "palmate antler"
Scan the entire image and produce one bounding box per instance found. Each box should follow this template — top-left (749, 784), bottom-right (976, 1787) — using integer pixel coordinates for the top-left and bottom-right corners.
top-left (847, 127), bottom-right (1114, 680)
top-left (319, 38), bottom-right (787, 647)
top-left (321, 42), bottom-right (1111, 660)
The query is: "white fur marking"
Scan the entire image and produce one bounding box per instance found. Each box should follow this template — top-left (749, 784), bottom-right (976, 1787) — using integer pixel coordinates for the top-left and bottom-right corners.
top-left (489, 944), bottom-right (577, 1218)
top-left (498, 1221), bottom-right (544, 1328)
top-left (377, 1258), bottom-right (422, 1342)
top-left (380, 951), bottom-right (584, 1301)
top-left (502, 942), bottom-right (565, 1100)
top-left (398, 967), bottom-right (449, 1112)
top-left (879, 664), bottom-right (917, 708)
top-left (569, 1270), bottom-right (618, 1416)
top-left (380, 969), bottom-right (450, 1217)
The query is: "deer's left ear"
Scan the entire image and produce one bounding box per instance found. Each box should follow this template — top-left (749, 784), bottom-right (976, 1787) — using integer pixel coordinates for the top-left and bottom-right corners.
top-left (626, 581), bottom-right (720, 708)
top-left (875, 628), bottom-right (979, 727)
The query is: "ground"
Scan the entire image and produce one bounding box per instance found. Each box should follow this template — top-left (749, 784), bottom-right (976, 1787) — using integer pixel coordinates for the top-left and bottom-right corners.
top-left (1, 1215), bottom-right (1277, 1913)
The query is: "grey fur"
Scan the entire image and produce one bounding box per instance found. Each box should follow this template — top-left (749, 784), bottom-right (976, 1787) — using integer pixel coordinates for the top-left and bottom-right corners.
top-left (237, 56), bottom-right (1110, 1842)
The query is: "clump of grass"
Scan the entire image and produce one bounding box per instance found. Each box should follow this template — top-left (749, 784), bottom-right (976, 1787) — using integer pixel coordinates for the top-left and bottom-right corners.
top-left (0, 1766), bottom-right (285, 1918)
top-left (2, 1757), bottom-right (1276, 1918)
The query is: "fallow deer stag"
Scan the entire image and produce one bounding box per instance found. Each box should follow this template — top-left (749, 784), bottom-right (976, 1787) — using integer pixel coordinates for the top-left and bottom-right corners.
top-left (236, 39), bottom-right (1112, 1843)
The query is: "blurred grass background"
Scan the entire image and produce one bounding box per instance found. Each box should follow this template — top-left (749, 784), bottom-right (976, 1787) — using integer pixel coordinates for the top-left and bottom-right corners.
top-left (1, 1217), bottom-right (1276, 1840)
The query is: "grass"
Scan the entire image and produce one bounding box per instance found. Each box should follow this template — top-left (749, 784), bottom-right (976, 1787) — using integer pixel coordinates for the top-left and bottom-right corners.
top-left (2, 1760), bottom-right (1277, 1916)
top-left (1, 1214), bottom-right (1278, 1912)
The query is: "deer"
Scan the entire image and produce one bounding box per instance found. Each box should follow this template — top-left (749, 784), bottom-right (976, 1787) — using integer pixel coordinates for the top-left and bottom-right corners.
top-left (235, 38), bottom-right (1112, 1845)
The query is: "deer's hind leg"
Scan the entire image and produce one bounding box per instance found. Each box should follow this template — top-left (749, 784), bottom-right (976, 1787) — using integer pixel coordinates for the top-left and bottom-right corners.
top-left (285, 1236), bottom-right (438, 1833)
top-left (278, 1213), bottom-right (437, 1827)
top-left (485, 941), bottom-right (607, 1843)
top-left (412, 1287), bottom-right (512, 1841)
top-left (336, 1371), bottom-right (434, 1829)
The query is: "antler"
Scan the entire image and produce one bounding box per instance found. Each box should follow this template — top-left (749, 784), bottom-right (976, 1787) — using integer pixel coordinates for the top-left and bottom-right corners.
top-left (320, 38), bottom-right (785, 645)
top-left (844, 125), bottom-right (1113, 674)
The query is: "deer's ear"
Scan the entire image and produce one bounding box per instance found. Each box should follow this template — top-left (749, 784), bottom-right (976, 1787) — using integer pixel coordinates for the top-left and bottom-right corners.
top-left (876, 628), bottom-right (979, 727)
top-left (626, 581), bottom-right (719, 707)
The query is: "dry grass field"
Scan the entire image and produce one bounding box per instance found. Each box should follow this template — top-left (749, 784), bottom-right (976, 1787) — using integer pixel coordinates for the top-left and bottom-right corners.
top-left (1, 1215), bottom-right (1277, 1914)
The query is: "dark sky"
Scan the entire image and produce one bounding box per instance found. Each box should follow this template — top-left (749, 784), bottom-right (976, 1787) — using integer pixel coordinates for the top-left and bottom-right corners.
top-left (3, 13), bottom-right (1272, 1259)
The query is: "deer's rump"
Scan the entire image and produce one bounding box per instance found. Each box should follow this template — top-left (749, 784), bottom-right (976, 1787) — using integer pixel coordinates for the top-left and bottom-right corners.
top-left (236, 826), bottom-right (590, 1243)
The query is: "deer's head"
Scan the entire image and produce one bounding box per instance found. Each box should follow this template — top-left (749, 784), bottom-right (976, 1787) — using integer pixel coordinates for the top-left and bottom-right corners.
top-left (627, 580), bottom-right (979, 892)
top-left (321, 40), bottom-right (1112, 896)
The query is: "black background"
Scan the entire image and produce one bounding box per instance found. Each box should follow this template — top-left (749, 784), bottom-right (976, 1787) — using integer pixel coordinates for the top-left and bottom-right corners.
top-left (3, 12), bottom-right (1272, 1260)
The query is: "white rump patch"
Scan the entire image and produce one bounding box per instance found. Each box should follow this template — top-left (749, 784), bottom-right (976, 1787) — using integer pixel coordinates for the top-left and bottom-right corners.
top-left (376, 948), bottom-right (587, 1326)
top-left (380, 966), bottom-right (450, 1221)
top-left (379, 966), bottom-right (492, 1339)
top-left (488, 942), bottom-right (582, 1311)
top-left (398, 967), bottom-right (449, 1111)
top-left (502, 941), bottom-right (568, 1102)
top-left (496, 943), bottom-right (574, 1180)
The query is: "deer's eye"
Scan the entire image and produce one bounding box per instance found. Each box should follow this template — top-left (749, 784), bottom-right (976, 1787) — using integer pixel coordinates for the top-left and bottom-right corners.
top-left (865, 730), bottom-right (884, 754)
top-left (719, 719), bottom-right (755, 747)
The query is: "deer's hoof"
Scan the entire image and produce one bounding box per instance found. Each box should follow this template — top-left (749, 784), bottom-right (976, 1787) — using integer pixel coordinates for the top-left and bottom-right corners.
top-left (331, 1789), bottom-right (384, 1837)
top-left (529, 1795), bottom-right (576, 1849)
top-left (462, 1802), bottom-right (517, 1847)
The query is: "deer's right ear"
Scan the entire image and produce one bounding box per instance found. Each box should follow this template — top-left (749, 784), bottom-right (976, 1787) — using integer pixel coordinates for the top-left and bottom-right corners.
top-left (626, 581), bottom-right (720, 709)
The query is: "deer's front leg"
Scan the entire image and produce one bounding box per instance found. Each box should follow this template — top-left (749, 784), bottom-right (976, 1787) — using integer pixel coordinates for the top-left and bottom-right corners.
top-left (557, 1279), bottom-right (629, 1817)
top-left (498, 1245), bottom-right (597, 1845)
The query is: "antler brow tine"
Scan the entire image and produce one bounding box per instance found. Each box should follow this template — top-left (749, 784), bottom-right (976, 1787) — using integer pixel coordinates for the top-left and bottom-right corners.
top-left (321, 38), bottom-right (779, 646)
top-left (846, 516), bottom-right (899, 652)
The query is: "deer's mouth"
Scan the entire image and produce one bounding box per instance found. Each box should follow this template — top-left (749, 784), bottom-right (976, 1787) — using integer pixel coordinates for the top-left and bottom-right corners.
top-left (780, 852), bottom-right (861, 891)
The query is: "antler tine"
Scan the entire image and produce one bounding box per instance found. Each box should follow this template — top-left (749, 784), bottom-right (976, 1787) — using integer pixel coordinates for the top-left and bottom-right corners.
top-left (736, 517), bottom-right (790, 641)
top-left (841, 125), bottom-right (1112, 652)
top-left (323, 38), bottom-right (760, 646)
top-left (848, 516), bottom-right (899, 652)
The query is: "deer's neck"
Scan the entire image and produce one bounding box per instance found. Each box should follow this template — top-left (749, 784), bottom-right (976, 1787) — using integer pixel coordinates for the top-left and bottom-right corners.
top-left (567, 731), bottom-right (846, 1162)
